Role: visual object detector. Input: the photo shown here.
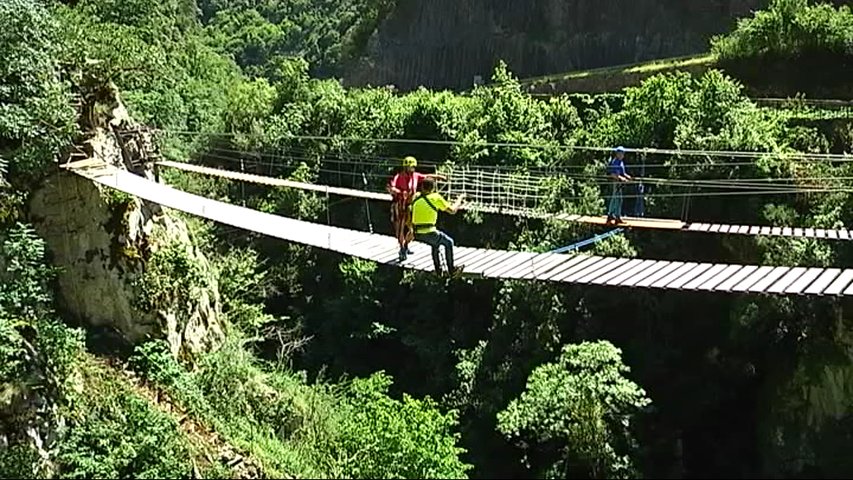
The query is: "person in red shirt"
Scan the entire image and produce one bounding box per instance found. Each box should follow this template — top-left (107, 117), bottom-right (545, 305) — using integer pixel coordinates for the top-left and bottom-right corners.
top-left (387, 156), bottom-right (446, 262)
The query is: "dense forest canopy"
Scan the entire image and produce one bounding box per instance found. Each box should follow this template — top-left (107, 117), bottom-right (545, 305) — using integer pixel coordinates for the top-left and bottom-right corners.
top-left (2, 0), bottom-right (853, 478)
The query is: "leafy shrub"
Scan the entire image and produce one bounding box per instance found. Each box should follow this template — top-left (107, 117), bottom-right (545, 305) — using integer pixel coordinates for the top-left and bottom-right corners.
top-left (56, 361), bottom-right (194, 479)
top-left (335, 372), bottom-right (472, 479)
top-left (133, 241), bottom-right (205, 312)
top-left (497, 341), bottom-right (651, 479)
top-left (711, 0), bottom-right (853, 61)
top-left (0, 0), bottom-right (76, 183)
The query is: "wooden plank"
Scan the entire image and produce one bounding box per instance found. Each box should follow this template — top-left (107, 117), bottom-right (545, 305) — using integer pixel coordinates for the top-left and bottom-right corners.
top-left (746, 267), bottom-right (790, 293)
top-left (618, 261), bottom-right (674, 287)
top-left (697, 264), bottom-right (744, 291)
top-left (516, 255), bottom-right (581, 280)
top-left (793, 227), bottom-right (803, 237)
top-left (709, 224), bottom-right (722, 233)
top-left (472, 250), bottom-right (521, 273)
top-left (573, 258), bottom-right (632, 284)
top-left (729, 265), bottom-right (771, 292)
top-left (407, 251), bottom-right (439, 270)
top-left (804, 269), bottom-right (842, 295)
top-left (599, 259), bottom-right (656, 286)
top-left (842, 278), bottom-right (853, 296)
top-left (519, 255), bottom-right (573, 280)
top-left (549, 257), bottom-right (610, 282)
top-left (634, 262), bottom-right (684, 288)
top-left (782, 227), bottom-right (793, 236)
top-left (345, 236), bottom-right (382, 251)
top-left (469, 251), bottom-right (521, 274)
top-left (828, 229), bottom-right (839, 240)
top-left (464, 250), bottom-right (511, 272)
top-left (461, 250), bottom-right (499, 269)
top-left (784, 268), bottom-right (824, 295)
top-left (483, 252), bottom-right (540, 277)
top-left (370, 247), bottom-right (403, 264)
top-left (361, 240), bottom-right (402, 259)
top-left (816, 229), bottom-right (827, 239)
top-left (737, 225), bottom-right (750, 234)
top-left (759, 226), bottom-right (772, 236)
top-left (748, 226), bottom-right (760, 235)
top-left (649, 263), bottom-right (698, 289)
top-left (348, 239), bottom-right (389, 258)
top-left (522, 254), bottom-right (583, 279)
top-left (403, 248), bottom-right (442, 270)
top-left (823, 270), bottom-right (853, 295)
top-left (770, 227), bottom-right (782, 236)
top-left (840, 229), bottom-right (850, 240)
top-left (560, 257), bottom-right (625, 283)
top-left (453, 247), bottom-right (485, 265)
top-left (682, 264), bottom-right (727, 290)
top-left (590, 259), bottom-right (647, 285)
top-left (804, 228), bottom-right (815, 238)
top-left (665, 263), bottom-right (713, 289)
top-left (766, 267), bottom-right (807, 294)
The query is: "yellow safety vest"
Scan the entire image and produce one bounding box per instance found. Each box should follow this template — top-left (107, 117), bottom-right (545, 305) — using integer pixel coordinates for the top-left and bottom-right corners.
top-left (411, 192), bottom-right (448, 234)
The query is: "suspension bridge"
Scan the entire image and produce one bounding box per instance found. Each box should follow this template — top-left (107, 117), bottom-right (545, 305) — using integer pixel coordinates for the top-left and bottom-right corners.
top-left (62, 158), bottom-right (853, 297)
top-left (154, 160), bottom-right (853, 241)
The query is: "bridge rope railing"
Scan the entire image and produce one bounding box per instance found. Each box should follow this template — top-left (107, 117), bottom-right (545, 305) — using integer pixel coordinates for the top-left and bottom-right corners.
top-left (145, 128), bottom-right (853, 228)
top-left (155, 159), bottom-right (853, 237)
top-left (168, 141), bottom-right (853, 193)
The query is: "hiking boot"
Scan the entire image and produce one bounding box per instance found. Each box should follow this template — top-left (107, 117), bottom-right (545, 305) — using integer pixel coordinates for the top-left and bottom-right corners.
top-left (450, 265), bottom-right (465, 278)
top-left (398, 248), bottom-right (407, 262)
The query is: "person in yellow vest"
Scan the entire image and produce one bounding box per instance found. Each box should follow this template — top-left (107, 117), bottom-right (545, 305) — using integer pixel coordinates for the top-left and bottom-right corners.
top-left (410, 177), bottom-right (465, 275)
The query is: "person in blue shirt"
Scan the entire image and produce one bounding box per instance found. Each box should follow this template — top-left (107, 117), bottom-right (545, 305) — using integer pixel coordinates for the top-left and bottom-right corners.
top-left (606, 146), bottom-right (632, 224)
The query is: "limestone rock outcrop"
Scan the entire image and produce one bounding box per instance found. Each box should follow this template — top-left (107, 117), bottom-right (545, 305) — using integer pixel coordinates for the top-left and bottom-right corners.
top-left (29, 84), bottom-right (224, 359)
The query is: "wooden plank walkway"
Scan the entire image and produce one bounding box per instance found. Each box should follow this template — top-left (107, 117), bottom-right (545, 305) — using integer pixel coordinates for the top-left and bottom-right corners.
top-left (67, 161), bottom-right (853, 297)
top-left (157, 161), bottom-right (853, 241)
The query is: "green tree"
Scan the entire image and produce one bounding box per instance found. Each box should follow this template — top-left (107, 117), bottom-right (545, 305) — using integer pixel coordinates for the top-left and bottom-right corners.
top-left (336, 372), bottom-right (472, 479)
top-left (497, 341), bottom-right (651, 479)
top-left (0, 0), bottom-right (75, 184)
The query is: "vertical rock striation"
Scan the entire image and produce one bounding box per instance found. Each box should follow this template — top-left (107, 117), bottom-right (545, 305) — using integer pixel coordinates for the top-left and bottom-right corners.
top-left (345, 0), bottom-right (769, 90)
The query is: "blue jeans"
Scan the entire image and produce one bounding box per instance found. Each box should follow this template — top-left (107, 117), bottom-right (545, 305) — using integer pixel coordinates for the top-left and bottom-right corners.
top-left (608, 182), bottom-right (623, 218)
top-left (415, 230), bottom-right (454, 273)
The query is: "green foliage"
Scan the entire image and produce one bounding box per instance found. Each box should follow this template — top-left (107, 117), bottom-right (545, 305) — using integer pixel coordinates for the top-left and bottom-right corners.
top-left (133, 240), bottom-right (204, 313)
top-left (0, 224), bottom-right (55, 320)
top-left (130, 337), bottom-right (471, 478)
top-left (712, 0), bottom-right (853, 61)
top-left (335, 372), bottom-right (472, 479)
top-left (214, 246), bottom-right (278, 331)
top-left (56, 360), bottom-right (193, 479)
top-left (0, 444), bottom-right (41, 479)
top-left (200, 0), bottom-right (398, 77)
top-left (497, 341), bottom-right (651, 479)
top-left (0, 0), bottom-right (75, 184)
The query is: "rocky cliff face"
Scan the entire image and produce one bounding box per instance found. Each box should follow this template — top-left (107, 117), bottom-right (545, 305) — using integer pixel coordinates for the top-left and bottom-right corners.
top-left (28, 89), bottom-right (224, 360)
top-left (345, 0), bottom-right (768, 90)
